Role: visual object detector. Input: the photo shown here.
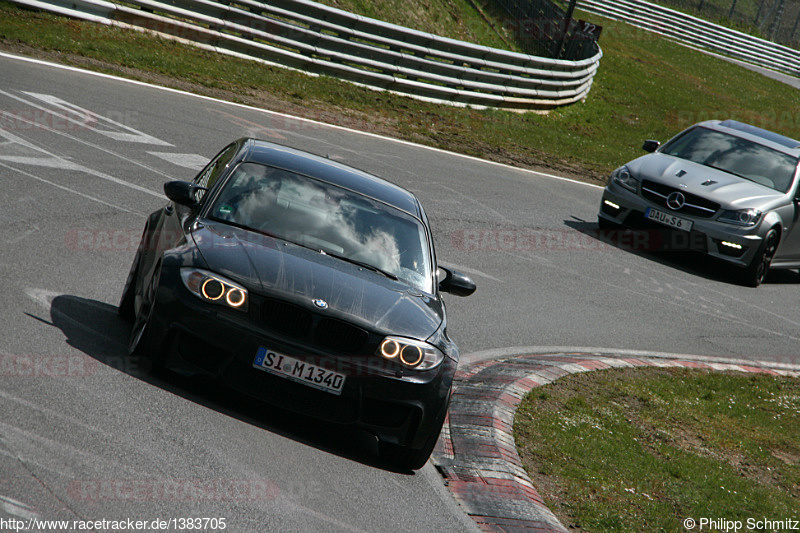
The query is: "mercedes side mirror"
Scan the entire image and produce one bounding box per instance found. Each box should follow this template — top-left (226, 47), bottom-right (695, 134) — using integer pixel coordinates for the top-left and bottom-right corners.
top-left (642, 139), bottom-right (661, 153)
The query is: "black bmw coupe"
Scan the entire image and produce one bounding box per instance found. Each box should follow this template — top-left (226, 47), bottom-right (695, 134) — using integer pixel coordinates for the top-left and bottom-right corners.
top-left (119, 138), bottom-right (476, 470)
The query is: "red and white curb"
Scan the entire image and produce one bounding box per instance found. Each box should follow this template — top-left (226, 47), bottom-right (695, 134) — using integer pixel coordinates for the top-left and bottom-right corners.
top-left (432, 352), bottom-right (800, 532)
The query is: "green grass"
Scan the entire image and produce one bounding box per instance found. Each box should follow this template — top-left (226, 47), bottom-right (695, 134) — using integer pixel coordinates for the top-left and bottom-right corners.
top-left (652, 0), bottom-right (766, 38)
top-left (514, 368), bottom-right (800, 531)
top-left (1, 1), bottom-right (799, 185)
top-left (316, 0), bottom-right (522, 52)
top-left (647, 0), bottom-right (800, 48)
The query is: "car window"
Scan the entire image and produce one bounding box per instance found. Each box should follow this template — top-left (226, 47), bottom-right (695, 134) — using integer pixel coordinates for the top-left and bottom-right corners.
top-left (193, 143), bottom-right (238, 202)
top-left (208, 162), bottom-right (433, 293)
top-left (661, 127), bottom-right (799, 193)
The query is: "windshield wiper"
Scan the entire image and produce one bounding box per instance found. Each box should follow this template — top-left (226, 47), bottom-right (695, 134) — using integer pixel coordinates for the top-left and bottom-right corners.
top-left (211, 217), bottom-right (400, 280)
top-left (320, 250), bottom-right (399, 281)
top-left (207, 218), bottom-right (280, 239)
top-left (209, 218), bottom-right (327, 253)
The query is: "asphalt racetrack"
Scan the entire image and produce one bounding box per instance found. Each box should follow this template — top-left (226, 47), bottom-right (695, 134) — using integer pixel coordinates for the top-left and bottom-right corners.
top-left (1, 52), bottom-right (799, 531)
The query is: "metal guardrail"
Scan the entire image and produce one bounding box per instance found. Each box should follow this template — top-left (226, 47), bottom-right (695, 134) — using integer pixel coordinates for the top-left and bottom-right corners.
top-left (9, 0), bottom-right (603, 110)
top-left (579, 0), bottom-right (800, 77)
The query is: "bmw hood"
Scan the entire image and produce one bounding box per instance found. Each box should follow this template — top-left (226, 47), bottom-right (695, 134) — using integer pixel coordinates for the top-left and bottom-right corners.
top-left (190, 222), bottom-right (443, 340)
top-left (629, 153), bottom-right (788, 210)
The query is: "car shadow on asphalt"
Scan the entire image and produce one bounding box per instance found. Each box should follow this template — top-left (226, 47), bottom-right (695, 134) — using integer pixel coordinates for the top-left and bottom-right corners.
top-left (564, 219), bottom-right (800, 286)
top-left (44, 294), bottom-right (415, 475)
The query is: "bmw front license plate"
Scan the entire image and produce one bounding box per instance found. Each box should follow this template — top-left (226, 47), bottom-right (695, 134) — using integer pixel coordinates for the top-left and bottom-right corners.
top-left (645, 207), bottom-right (693, 232)
top-left (253, 347), bottom-right (346, 395)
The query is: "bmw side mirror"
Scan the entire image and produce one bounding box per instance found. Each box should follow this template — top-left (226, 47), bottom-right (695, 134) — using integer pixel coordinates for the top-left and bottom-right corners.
top-left (437, 267), bottom-right (476, 297)
top-left (164, 181), bottom-right (206, 208)
top-left (642, 139), bottom-right (660, 153)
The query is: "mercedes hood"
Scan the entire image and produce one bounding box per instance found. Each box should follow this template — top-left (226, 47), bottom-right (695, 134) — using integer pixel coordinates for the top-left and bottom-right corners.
top-left (629, 153), bottom-right (788, 210)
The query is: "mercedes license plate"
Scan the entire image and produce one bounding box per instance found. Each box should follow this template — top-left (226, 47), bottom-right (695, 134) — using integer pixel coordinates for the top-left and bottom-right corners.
top-left (645, 207), bottom-right (693, 232)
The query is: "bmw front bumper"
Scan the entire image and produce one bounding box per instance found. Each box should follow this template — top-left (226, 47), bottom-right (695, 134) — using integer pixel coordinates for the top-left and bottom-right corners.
top-left (146, 265), bottom-right (454, 450)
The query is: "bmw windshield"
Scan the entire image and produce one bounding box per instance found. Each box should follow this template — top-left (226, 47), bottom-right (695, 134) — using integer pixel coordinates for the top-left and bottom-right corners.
top-left (207, 162), bottom-right (433, 293)
top-left (660, 127), bottom-right (799, 193)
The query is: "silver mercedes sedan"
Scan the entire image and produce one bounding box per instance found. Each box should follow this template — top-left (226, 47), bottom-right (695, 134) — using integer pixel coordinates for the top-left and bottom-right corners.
top-left (598, 119), bottom-right (800, 287)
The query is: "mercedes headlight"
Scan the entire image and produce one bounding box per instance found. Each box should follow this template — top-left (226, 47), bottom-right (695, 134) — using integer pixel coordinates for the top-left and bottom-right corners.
top-left (717, 209), bottom-right (761, 227)
top-left (610, 166), bottom-right (639, 192)
top-left (377, 337), bottom-right (444, 371)
top-left (180, 268), bottom-right (248, 311)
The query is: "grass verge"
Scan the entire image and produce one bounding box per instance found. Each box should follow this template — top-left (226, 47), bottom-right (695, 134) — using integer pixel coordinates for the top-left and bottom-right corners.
top-left (1, 1), bottom-right (799, 186)
top-left (315, 0), bottom-right (522, 52)
top-left (514, 367), bottom-right (800, 531)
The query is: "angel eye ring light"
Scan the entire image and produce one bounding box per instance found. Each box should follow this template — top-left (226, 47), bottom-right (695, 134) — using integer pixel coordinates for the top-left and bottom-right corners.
top-left (399, 344), bottom-right (423, 367)
top-left (201, 278), bottom-right (224, 300)
top-left (181, 268), bottom-right (248, 312)
top-left (379, 338), bottom-right (401, 359)
top-left (377, 337), bottom-right (444, 371)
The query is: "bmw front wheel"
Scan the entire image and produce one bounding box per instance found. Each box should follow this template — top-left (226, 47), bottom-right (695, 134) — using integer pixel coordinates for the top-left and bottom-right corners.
top-left (129, 262), bottom-right (161, 357)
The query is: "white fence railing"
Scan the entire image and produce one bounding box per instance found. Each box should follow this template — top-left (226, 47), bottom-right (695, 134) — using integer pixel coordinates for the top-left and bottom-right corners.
top-left (10, 0), bottom-right (603, 110)
top-left (579, 0), bottom-right (800, 77)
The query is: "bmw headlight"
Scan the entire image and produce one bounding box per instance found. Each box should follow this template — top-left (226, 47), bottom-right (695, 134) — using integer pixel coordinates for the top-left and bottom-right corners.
top-left (377, 337), bottom-right (444, 371)
top-left (180, 268), bottom-right (248, 312)
top-left (611, 166), bottom-right (639, 192)
top-left (717, 209), bottom-right (762, 227)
